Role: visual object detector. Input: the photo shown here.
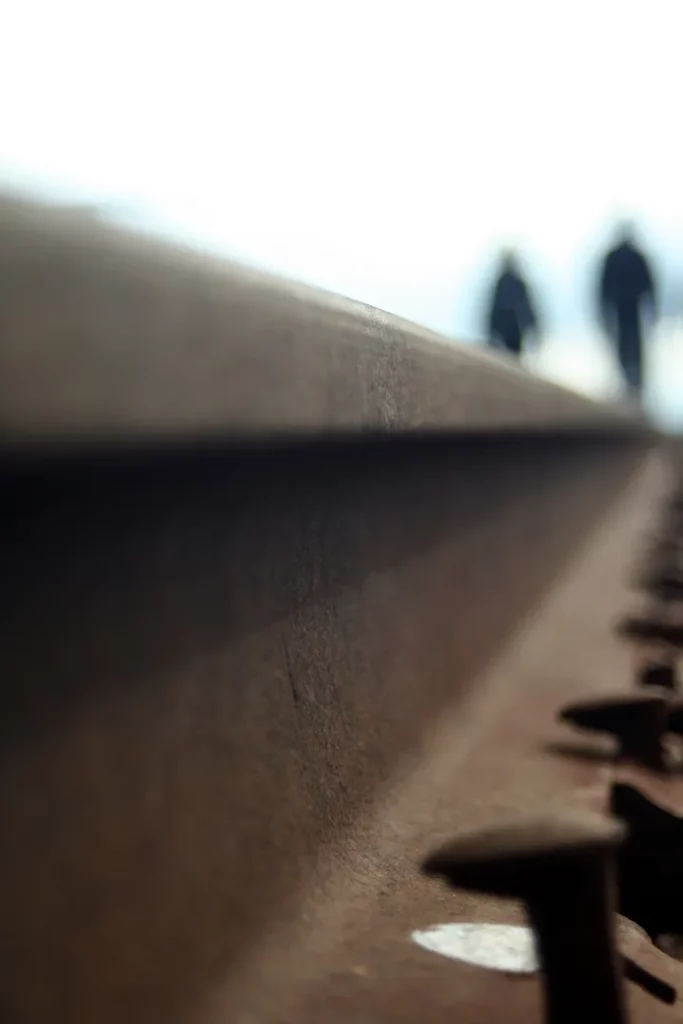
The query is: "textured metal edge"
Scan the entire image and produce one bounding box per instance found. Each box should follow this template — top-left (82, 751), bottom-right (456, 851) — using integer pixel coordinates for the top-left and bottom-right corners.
top-left (0, 195), bottom-right (647, 448)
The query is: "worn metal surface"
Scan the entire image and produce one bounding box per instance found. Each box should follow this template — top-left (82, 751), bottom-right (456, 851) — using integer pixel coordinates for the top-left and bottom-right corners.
top-left (234, 452), bottom-right (676, 1024)
top-left (0, 196), bottom-right (662, 1022)
top-left (0, 196), bottom-right (646, 445)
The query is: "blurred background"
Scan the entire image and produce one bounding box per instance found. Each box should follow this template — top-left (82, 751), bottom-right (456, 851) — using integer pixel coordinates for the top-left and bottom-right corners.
top-left (3, 0), bottom-right (682, 426)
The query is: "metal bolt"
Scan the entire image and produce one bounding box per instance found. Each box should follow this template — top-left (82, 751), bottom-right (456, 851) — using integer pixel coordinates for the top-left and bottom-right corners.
top-left (638, 569), bottom-right (683, 603)
top-left (422, 810), bottom-right (627, 1024)
top-left (616, 616), bottom-right (683, 648)
top-left (611, 783), bottom-right (683, 846)
top-left (558, 695), bottom-right (669, 771)
top-left (610, 782), bottom-right (683, 951)
top-left (665, 701), bottom-right (683, 737)
top-left (637, 660), bottom-right (678, 692)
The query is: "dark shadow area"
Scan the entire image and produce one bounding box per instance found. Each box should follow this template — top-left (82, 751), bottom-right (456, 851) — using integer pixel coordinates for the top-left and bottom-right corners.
top-left (0, 433), bottom-right (648, 749)
top-left (616, 614), bottom-right (683, 646)
top-left (0, 432), bottom-right (650, 1023)
top-left (623, 957), bottom-right (676, 1004)
top-left (611, 783), bottom-right (683, 952)
top-left (556, 693), bottom-right (669, 771)
top-left (638, 661), bottom-right (678, 691)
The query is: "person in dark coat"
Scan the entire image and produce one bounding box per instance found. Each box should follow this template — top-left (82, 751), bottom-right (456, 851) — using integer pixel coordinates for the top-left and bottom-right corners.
top-left (485, 249), bottom-right (539, 358)
top-left (598, 223), bottom-right (657, 398)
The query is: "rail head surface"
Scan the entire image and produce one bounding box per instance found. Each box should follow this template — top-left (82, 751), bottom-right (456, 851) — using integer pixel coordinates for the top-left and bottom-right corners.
top-left (0, 195), bottom-right (646, 450)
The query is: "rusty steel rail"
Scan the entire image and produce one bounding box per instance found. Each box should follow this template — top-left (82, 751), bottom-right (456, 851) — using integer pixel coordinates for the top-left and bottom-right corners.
top-left (0, 195), bottom-right (665, 1024)
top-left (419, 465), bottom-right (683, 1024)
top-left (0, 195), bottom-right (648, 447)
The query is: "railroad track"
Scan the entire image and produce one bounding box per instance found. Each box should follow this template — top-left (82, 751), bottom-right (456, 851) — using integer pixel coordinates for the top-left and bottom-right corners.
top-left (0, 195), bottom-right (672, 1022)
top-left (422, 465), bottom-right (683, 1024)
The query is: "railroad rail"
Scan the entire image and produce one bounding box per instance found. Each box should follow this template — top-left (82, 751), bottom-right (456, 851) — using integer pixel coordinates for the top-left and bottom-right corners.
top-left (0, 195), bottom-right (670, 1023)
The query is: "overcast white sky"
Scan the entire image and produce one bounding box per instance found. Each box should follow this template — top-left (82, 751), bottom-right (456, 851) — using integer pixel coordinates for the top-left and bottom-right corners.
top-left (2, 0), bottom-right (683, 424)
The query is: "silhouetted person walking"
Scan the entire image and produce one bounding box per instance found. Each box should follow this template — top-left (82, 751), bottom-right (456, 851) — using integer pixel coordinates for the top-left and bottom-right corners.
top-left (598, 224), bottom-right (657, 400)
top-left (485, 250), bottom-right (539, 358)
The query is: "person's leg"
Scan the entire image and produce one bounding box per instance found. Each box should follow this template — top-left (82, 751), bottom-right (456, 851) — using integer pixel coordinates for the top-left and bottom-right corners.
top-left (503, 322), bottom-right (523, 358)
top-left (618, 322), bottom-right (643, 397)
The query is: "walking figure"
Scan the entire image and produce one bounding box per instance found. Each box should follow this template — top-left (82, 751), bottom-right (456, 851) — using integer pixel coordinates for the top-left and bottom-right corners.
top-left (598, 223), bottom-right (657, 400)
top-left (485, 249), bottom-right (539, 358)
